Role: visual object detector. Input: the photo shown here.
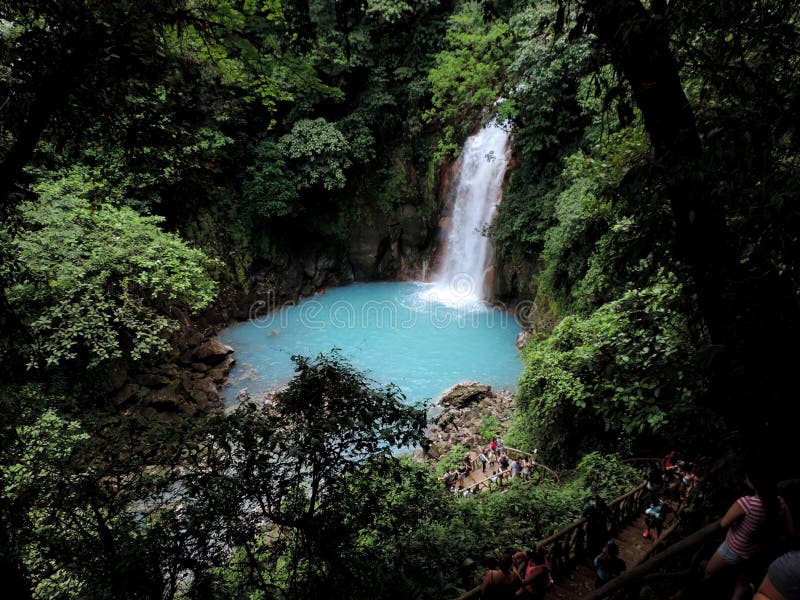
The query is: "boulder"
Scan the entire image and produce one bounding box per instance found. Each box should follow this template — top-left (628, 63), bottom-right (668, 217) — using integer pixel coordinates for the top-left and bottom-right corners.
top-left (113, 383), bottom-right (140, 406)
top-left (207, 353), bottom-right (235, 384)
top-left (439, 382), bottom-right (493, 408)
top-left (160, 367), bottom-right (182, 380)
top-left (426, 444), bottom-right (445, 460)
top-left (192, 339), bottom-right (234, 365)
top-left (135, 373), bottom-right (173, 388)
top-left (146, 386), bottom-right (189, 414)
top-left (185, 377), bottom-right (219, 407)
top-left (313, 254), bottom-right (337, 288)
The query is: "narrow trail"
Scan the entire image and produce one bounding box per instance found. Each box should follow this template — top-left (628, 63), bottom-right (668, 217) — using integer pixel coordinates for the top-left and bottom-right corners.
top-left (549, 515), bottom-right (652, 599)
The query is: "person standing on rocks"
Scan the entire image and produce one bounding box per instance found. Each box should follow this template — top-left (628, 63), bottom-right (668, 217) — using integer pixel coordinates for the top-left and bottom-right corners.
top-left (442, 470), bottom-right (454, 493)
top-left (457, 463), bottom-right (467, 489)
top-left (479, 448), bottom-right (489, 473)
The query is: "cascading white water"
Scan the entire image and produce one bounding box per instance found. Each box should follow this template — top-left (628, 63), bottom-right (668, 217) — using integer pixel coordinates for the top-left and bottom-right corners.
top-left (424, 120), bottom-right (510, 306)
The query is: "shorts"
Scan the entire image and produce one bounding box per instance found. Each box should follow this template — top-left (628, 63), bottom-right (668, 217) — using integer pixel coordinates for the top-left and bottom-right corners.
top-left (716, 540), bottom-right (745, 566)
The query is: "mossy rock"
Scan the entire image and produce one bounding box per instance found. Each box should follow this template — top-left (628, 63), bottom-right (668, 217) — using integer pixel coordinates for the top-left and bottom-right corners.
top-left (439, 382), bottom-right (493, 408)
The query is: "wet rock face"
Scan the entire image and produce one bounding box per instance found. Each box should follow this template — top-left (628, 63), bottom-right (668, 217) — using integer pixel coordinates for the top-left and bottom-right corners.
top-left (439, 382), bottom-right (494, 408)
top-left (114, 149), bottom-right (444, 419)
top-left (192, 339), bottom-right (234, 365)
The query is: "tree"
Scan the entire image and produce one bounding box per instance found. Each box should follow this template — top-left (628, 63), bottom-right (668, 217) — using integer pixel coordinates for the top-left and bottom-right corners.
top-left (279, 118), bottom-right (353, 191)
top-left (179, 352), bottom-right (428, 599)
top-left (512, 280), bottom-right (710, 466)
top-left (580, 0), bottom-right (728, 340)
top-left (5, 175), bottom-right (217, 370)
top-left (0, 387), bottom-right (198, 600)
top-left (580, 0), bottom-right (800, 463)
top-left (426, 1), bottom-right (512, 158)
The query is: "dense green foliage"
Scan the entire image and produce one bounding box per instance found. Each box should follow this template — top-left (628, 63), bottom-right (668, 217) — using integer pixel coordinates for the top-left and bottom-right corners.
top-left (9, 190), bottom-right (217, 369)
top-left (510, 280), bottom-right (709, 465)
top-left (2, 0), bottom-right (800, 597)
top-left (0, 356), bottom-right (640, 600)
top-left (426, 1), bottom-right (511, 158)
top-left (465, 0), bottom-right (800, 472)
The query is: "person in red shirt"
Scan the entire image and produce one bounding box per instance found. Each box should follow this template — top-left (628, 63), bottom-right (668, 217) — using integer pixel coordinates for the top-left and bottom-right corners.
top-left (515, 548), bottom-right (552, 600)
top-left (661, 450), bottom-right (677, 471)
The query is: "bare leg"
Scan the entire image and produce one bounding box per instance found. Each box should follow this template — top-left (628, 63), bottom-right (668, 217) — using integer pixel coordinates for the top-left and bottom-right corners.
top-left (705, 551), bottom-right (728, 579)
top-left (731, 575), bottom-right (752, 600)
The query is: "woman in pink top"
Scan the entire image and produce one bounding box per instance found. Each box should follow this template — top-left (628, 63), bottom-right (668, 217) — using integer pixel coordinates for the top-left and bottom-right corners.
top-left (706, 470), bottom-right (794, 599)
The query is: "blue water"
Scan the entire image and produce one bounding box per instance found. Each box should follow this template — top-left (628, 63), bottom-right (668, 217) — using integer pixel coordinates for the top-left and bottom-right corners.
top-left (217, 282), bottom-right (522, 407)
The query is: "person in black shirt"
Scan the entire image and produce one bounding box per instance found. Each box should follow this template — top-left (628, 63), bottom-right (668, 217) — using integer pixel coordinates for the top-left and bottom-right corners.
top-left (583, 497), bottom-right (610, 558)
top-left (645, 461), bottom-right (664, 505)
top-left (594, 541), bottom-right (626, 588)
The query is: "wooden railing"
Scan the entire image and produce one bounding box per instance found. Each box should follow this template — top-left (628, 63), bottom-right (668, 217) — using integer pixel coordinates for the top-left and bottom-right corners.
top-left (504, 446), bottom-right (561, 484)
top-left (581, 521), bottom-right (722, 600)
top-left (449, 447), bottom-right (560, 498)
top-left (453, 480), bottom-right (648, 600)
top-left (580, 477), bottom-right (799, 599)
top-left (542, 481), bottom-right (648, 581)
top-left (453, 460), bottom-right (559, 497)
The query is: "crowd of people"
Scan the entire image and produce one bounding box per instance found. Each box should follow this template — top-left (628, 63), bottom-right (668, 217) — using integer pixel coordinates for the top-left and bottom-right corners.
top-left (479, 539), bottom-right (625, 598)
top-left (469, 450), bottom-right (800, 598)
top-left (439, 437), bottom-right (540, 497)
top-left (641, 452), bottom-right (706, 541)
top-left (478, 452), bottom-right (708, 597)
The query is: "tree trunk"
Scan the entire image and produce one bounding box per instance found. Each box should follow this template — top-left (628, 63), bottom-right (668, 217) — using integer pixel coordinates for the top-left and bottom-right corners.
top-left (584, 0), bottom-right (800, 464)
top-left (584, 0), bottom-right (728, 341)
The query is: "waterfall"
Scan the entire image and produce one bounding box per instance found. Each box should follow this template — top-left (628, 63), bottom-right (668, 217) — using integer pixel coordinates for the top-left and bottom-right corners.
top-left (425, 120), bottom-right (510, 305)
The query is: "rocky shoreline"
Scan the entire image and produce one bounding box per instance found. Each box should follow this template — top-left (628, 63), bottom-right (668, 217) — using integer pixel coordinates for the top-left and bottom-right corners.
top-left (425, 382), bottom-right (515, 459)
